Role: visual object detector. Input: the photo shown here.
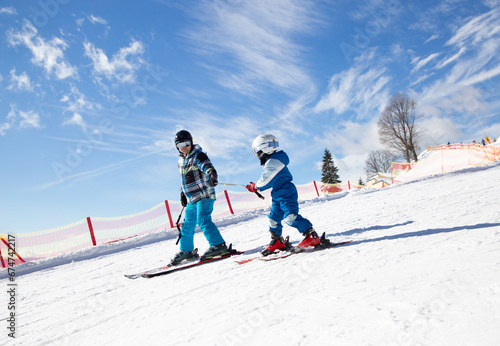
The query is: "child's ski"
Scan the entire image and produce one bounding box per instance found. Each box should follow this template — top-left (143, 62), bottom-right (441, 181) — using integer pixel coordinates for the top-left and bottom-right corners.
top-left (235, 237), bottom-right (352, 264)
top-left (125, 244), bottom-right (245, 279)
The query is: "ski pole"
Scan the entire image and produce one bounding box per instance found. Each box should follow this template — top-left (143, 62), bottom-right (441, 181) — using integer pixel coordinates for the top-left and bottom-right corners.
top-left (175, 206), bottom-right (185, 245)
top-left (218, 183), bottom-right (265, 200)
top-left (218, 183), bottom-right (246, 187)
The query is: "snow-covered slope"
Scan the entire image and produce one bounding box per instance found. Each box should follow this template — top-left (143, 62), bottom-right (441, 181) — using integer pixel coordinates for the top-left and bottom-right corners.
top-left (2, 162), bottom-right (500, 346)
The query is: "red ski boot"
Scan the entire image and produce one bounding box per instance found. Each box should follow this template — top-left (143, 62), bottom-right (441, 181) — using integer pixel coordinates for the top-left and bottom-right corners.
top-left (298, 228), bottom-right (321, 248)
top-left (261, 232), bottom-right (289, 256)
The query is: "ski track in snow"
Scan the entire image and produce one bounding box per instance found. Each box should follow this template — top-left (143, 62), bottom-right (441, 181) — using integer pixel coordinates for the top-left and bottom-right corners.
top-left (2, 161), bottom-right (500, 345)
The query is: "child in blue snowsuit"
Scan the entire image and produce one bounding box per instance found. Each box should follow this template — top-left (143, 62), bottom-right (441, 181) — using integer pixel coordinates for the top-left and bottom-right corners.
top-left (246, 134), bottom-right (320, 255)
top-left (171, 130), bottom-right (229, 264)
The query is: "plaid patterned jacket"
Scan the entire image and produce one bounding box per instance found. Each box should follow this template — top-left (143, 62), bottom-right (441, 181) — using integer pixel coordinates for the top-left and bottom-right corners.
top-left (178, 144), bottom-right (217, 204)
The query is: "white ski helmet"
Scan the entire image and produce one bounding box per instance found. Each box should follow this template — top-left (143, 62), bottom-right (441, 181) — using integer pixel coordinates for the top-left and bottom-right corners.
top-left (252, 133), bottom-right (279, 158)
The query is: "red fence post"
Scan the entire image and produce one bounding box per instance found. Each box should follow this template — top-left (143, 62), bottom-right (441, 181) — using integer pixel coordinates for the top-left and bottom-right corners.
top-left (313, 181), bottom-right (320, 197)
top-left (441, 149), bottom-right (444, 173)
top-left (0, 237), bottom-right (25, 263)
top-left (86, 217), bottom-right (97, 246)
top-left (348, 181), bottom-right (351, 190)
top-left (0, 248), bottom-right (5, 268)
top-left (391, 162), bottom-right (394, 184)
top-left (164, 200), bottom-right (174, 229)
top-left (224, 190), bottom-right (235, 215)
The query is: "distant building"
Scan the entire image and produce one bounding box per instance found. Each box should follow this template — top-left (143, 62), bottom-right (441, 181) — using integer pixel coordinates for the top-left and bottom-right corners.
top-left (365, 172), bottom-right (392, 188)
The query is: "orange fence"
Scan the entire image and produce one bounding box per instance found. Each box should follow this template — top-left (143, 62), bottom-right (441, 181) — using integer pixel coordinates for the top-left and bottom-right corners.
top-left (1, 180), bottom-right (361, 267)
top-left (392, 143), bottom-right (500, 184)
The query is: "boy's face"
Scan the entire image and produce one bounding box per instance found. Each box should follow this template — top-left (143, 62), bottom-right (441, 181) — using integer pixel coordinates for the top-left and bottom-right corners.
top-left (179, 143), bottom-right (191, 156)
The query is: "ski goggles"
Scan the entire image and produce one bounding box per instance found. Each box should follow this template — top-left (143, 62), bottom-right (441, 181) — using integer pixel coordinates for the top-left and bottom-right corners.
top-left (176, 141), bottom-right (191, 149)
top-left (252, 141), bottom-right (279, 156)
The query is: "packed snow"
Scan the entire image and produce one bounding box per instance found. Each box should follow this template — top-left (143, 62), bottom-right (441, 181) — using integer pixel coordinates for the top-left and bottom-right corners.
top-left (2, 161), bottom-right (500, 346)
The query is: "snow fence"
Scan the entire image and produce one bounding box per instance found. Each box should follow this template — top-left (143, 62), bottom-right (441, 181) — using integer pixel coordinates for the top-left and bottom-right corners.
top-left (0, 181), bottom-right (361, 267)
top-left (392, 143), bottom-right (500, 184)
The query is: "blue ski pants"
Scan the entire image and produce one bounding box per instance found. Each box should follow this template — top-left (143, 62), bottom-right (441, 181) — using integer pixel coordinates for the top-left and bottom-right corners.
top-left (180, 198), bottom-right (225, 252)
top-left (268, 181), bottom-right (312, 236)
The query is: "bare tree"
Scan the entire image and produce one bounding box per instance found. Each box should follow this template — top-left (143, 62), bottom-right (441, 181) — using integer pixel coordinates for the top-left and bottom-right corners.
top-left (378, 93), bottom-right (422, 162)
top-left (364, 149), bottom-right (397, 179)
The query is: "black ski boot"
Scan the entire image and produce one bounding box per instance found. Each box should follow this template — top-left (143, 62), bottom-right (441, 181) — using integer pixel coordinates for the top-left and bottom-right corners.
top-left (170, 248), bottom-right (199, 266)
top-left (200, 243), bottom-right (229, 260)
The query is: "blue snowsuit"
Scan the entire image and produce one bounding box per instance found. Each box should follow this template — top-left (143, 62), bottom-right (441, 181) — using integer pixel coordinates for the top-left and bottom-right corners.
top-left (254, 150), bottom-right (313, 236)
top-left (178, 145), bottom-right (225, 252)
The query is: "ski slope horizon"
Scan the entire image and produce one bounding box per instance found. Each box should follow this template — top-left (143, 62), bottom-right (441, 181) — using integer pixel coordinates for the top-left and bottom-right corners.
top-left (2, 161), bottom-right (500, 345)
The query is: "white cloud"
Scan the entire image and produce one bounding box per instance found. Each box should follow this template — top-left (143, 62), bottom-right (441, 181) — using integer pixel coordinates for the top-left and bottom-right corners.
top-left (411, 52), bottom-right (440, 73)
top-left (314, 120), bottom-right (381, 181)
top-left (419, 116), bottom-right (464, 146)
top-left (39, 149), bottom-right (161, 190)
top-left (18, 110), bottom-right (41, 129)
top-left (446, 8), bottom-right (500, 48)
top-left (62, 113), bottom-right (87, 131)
top-left (418, 82), bottom-right (483, 118)
top-left (271, 88), bottom-right (318, 134)
top-left (60, 86), bottom-right (100, 113)
top-left (7, 68), bottom-right (37, 91)
top-left (173, 112), bottom-right (258, 159)
top-left (185, 0), bottom-right (319, 96)
top-left (0, 122), bottom-right (11, 136)
top-left (484, 0), bottom-right (500, 8)
top-left (0, 7), bottom-right (16, 15)
top-left (59, 87), bottom-right (101, 131)
top-left (314, 51), bottom-right (391, 120)
top-left (84, 39), bottom-right (145, 83)
top-left (409, 0), bottom-right (466, 32)
top-left (416, 9), bottom-right (500, 120)
top-left (410, 72), bottom-right (435, 86)
top-left (461, 63), bottom-right (500, 86)
top-left (390, 43), bottom-right (404, 57)
top-left (7, 21), bottom-right (77, 80)
top-left (89, 14), bottom-right (108, 25)
top-left (436, 46), bottom-right (466, 69)
top-left (1, 104), bottom-right (42, 135)
top-left (424, 34), bottom-right (439, 43)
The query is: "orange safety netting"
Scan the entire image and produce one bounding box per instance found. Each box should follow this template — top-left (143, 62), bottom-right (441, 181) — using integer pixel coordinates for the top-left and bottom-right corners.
top-left (315, 181), bottom-right (362, 196)
top-left (391, 162), bottom-right (415, 184)
top-left (392, 143), bottom-right (499, 184)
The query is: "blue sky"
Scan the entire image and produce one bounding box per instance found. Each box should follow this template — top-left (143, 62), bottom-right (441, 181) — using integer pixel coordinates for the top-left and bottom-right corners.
top-left (1, 0), bottom-right (499, 234)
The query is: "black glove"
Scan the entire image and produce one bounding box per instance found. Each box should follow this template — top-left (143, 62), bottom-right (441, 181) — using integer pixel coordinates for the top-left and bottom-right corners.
top-left (180, 191), bottom-right (187, 207)
top-left (209, 170), bottom-right (218, 187)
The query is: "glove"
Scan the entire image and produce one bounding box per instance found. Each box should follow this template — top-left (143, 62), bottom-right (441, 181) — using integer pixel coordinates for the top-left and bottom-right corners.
top-left (209, 170), bottom-right (218, 187)
top-left (180, 192), bottom-right (187, 207)
top-left (246, 182), bottom-right (257, 193)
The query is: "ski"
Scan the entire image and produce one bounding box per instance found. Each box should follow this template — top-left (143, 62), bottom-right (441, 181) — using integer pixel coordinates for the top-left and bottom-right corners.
top-left (123, 259), bottom-right (196, 279)
top-left (235, 249), bottom-right (291, 264)
top-left (259, 240), bottom-right (352, 262)
top-left (235, 235), bottom-right (352, 264)
top-left (125, 244), bottom-right (246, 279)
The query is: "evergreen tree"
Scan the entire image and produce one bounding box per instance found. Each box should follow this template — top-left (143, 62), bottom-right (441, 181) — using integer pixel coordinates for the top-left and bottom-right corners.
top-left (321, 149), bottom-right (341, 184)
top-left (358, 177), bottom-right (364, 186)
